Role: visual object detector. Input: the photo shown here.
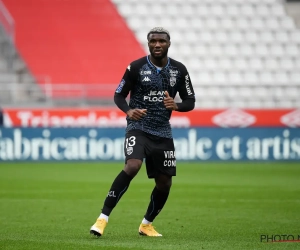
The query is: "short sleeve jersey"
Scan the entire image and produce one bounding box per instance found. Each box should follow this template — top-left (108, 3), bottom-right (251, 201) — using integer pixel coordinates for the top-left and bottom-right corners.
top-left (115, 55), bottom-right (195, 138)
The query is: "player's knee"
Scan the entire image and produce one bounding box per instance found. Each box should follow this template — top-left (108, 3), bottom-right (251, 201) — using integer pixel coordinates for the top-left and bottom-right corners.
top-left (155, 175), bottom-right (172, 192)
top-left (124, 159), bottom-right (142, 177)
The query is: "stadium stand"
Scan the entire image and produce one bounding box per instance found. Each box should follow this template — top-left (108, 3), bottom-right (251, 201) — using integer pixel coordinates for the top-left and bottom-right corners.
top-left (0, 1), bottom-right (43, 106)
top-left (1, 0), bottom-right (145, 105)
top-left (112, 0), bottom-right (300, 108)
top-left (0, 0), bottom-right (299, 108)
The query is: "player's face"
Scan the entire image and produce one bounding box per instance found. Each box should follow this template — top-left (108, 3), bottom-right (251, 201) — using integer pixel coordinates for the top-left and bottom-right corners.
top-left (148, 33), bottom-right (170, 60)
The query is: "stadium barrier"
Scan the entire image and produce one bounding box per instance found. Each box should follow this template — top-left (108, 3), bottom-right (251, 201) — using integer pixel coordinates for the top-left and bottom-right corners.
top-left (3, 108), bottom-right (300, 127)
top-left (0, 127), bottom-right (299, 161)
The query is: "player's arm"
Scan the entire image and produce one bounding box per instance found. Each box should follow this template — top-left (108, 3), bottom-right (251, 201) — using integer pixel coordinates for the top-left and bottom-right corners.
top-left (115, 93), bottom-right (147, 120)
top-left (175, 98), bottom-right (195, 112)
top-left (164, 91), bottom-right (194, 111)
top-left (174, 70), bottom-right (196, 112)
top-left (114, 93), bottom-right (130, 113)
top-left (114, 65), bottom-right (147, 120)
top-left (114, 66), bottom-right (132, 113)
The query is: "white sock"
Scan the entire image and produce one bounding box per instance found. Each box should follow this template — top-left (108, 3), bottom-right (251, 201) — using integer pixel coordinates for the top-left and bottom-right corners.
top-left (142, 218), bottom-right (151, 225)
top-left (98, 213), bottom-right (109, 222)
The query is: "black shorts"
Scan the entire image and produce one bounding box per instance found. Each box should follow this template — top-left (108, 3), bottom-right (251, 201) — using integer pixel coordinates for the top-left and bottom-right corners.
top-left (124, 129), bottom-right (176, 178)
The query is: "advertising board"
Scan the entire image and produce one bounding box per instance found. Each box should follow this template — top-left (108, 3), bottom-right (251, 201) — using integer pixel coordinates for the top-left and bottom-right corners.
top-left (1, 128), bottom-right (299, 161)
top-left (3, 108), bottom-right (300, 128)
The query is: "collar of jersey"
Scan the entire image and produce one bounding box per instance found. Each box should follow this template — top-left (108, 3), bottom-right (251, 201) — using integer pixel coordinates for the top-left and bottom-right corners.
top-left (147, 55), bottom-right (170, 73)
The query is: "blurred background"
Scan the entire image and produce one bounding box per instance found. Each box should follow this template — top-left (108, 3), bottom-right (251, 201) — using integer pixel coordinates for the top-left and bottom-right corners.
top-left (0, 0), bottom-right (299, 161)
top-left (0, 0), bottom-right (300, 107)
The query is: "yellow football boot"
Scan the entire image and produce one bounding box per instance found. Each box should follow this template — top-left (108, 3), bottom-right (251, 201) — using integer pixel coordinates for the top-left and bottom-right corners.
top-left (139, 223), bottom-right (162, 237)
top-left (90, 218), bottom-right (107, 237)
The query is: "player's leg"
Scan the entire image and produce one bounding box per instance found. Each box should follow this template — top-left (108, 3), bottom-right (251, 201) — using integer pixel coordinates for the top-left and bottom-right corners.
top-left (100, 158), bottom-right (142, 217)
top-left (139, 138), bottom-right (176, 236)
top-left (144, 174), bottom-right (172, 222)
top-left (139, 173), bottom-right (172, 237)
top-left (90, 130), bottom-right (145, 237)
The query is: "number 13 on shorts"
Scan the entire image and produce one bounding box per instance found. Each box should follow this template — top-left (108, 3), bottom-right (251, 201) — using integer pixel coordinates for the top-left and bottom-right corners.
top-left (125, 136), bottom-right (137, 156)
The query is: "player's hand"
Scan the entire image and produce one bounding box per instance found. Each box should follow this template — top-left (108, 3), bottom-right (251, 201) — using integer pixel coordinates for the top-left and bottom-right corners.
top-left (164, 91), bottom-right (178, 110)
top-left (127, 109), bottom-right (147, 120)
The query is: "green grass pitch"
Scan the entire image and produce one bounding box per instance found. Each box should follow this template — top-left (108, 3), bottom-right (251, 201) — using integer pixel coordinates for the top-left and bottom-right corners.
top-left (1, 162), bottom-right (300, 250)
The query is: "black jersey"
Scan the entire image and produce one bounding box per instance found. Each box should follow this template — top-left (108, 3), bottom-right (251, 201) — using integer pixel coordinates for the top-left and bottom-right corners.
top-left (115, 55), bottom-right (195, 138)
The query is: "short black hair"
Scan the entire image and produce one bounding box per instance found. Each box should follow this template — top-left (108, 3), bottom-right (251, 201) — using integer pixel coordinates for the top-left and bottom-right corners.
top-left (147, 27), bottom-right (170, 40)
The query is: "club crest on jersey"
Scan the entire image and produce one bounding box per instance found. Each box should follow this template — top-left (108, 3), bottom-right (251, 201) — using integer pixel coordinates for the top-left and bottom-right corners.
top-left (170, 76), bottom-right (176, 87)
top-left (169, 69), bottom-right (178, 76)
top-left (127, 146), bottom-right (133, 155)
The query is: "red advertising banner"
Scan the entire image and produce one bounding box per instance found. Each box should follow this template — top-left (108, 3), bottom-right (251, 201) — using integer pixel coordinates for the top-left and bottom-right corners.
top-left (3, 108), bottom-right (300, 128)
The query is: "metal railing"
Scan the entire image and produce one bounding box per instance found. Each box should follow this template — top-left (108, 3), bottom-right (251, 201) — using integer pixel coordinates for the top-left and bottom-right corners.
top-left (1, 82), bottom-right (299, 108)
top-left (0, 0), bottom-right (15, 70)
top-left (0, 0), bottom-right (14, 43)
top-left (0, 82), bottom-right (117, 107)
